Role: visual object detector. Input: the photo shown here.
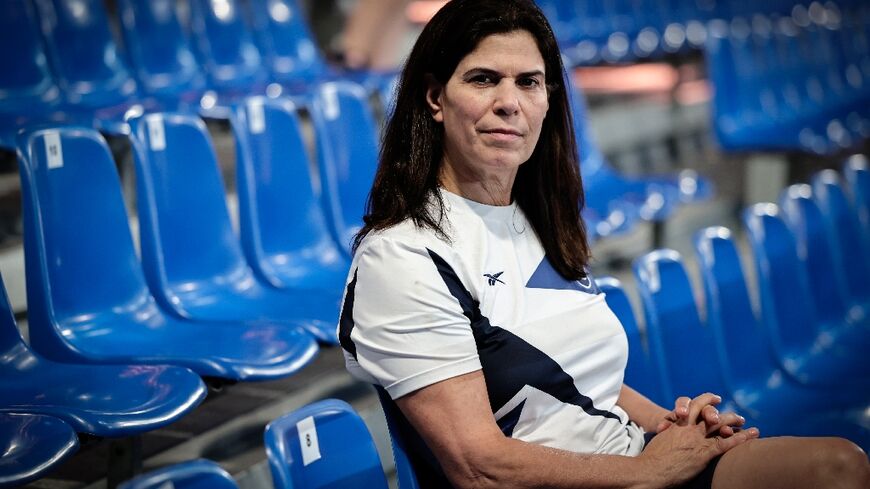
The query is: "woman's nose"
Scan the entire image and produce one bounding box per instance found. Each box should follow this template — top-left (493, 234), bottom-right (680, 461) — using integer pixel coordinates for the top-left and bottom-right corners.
top-left (492, 82), bottom-right (520, 115)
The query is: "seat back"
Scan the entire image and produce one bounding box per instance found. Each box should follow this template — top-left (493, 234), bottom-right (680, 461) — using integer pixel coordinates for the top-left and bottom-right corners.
top-left (230, 97), bottom-right (343, 286)
top-left (0, 271), bottom-right (33, 357)
top-left (633, 250), bottom-right (729, 401)
top-left (375, 387), bottom-right (436, 489)
top-left (188, 0), bottom-right (268, 93)
top-left (247, 0), bottom-right (325, 85)
top-left (117, 0), bottom-right (207, 99)
top-left (596, 276), bottom-right (666, 405)
top-left (843, 154), bottom-right (870, 235)
top-left (693, 226), bottom-right (778, 389)
top-left (742, 203), bottom-right (820, 357)
top-left (309, 81), bottom-right (380, 252)
top-left (779, 184), bottom-right (850, 323)
top-left (33, 0), bottom-right (137, 108)
top-left (0, 0), bottom-right (62, 114)
top-left (118, 459), bottom-right (239, 489)
top-left (264, 399), bottom-right (388, 489)
top-left (129, 113), bottom-right (250, 300)
top-left (812, 170), bottom-right (870, 299)
top-left (17, 127), bottom-right (157, 361)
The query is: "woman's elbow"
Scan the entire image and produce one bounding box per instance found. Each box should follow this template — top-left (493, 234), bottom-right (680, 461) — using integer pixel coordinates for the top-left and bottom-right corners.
top-left (443, 438), bottom-right (519, 489)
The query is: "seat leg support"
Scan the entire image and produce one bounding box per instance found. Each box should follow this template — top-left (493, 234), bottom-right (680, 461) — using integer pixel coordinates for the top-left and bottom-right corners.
top-left (107, 436), bottom-right (143, 489)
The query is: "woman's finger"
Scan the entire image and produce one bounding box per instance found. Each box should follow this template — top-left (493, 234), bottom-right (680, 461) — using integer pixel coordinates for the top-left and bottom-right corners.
top-left (711, 427), bottom-right (760, 455)
top-left (706, 412), bottom-right (747, 437)
top-left (701, 404), bottom-right (720, 426)
top-left (673, 396), bottom-right (692, 418)
top-left (687, 393), bottom-right (722, 425)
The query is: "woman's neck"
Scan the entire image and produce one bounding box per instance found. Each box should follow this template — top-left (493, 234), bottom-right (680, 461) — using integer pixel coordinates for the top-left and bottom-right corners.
top-left (438, 157), bottom-right (516, 206)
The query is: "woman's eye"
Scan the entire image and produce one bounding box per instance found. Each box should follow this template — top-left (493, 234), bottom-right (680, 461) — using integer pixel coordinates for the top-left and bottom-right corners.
top-left (469, 74), bottom-right (495, 85)
top-left (518, 77), bottom-right (542, 88)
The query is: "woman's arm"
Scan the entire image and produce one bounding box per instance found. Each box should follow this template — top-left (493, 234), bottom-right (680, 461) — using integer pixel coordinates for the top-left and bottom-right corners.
top-left (616, 385), bottom-right (671, 432)
top-left (395, 371), bottom-right (757, 489)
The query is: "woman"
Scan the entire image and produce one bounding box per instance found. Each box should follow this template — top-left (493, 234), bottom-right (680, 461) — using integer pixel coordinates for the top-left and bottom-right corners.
top-left (338, 1), bottom-right (870, 487)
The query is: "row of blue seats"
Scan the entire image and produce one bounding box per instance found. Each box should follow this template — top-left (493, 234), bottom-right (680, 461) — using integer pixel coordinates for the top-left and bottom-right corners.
top-left (0, 81), bottom-right (382, 483)
top-left (1, 398), bottom-right (387, 488)
top-left (0, 94), bottom-right (374, 483)
top-left (617, 157), bottom-right (870, 446)
top-left (116, 399), bottom-right (387, 489)
top-left (708, 7), bottom-right (870, 153)
top-left (0, 0), bottom-right (392, 143)
top-left (538, 0), bottom-right (863, 66)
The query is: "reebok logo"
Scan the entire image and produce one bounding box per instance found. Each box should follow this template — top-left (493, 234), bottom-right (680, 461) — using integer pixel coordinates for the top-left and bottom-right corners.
top-left (484, 272), bottom-right (505, 286)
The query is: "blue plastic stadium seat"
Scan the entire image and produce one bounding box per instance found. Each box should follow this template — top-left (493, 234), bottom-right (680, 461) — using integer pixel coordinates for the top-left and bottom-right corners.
top-left (118, 459), bottom-right (239, 489)
top-left (188, 0), bottom-right (270, 97)
top-left (0, 0), bottom-right (71, 146)
top-left (32, 0), bottom-right (156, 133)
top-left (17, 126), bottom-right (319, 380)
top-left (247, 0), bottom-right (327, 91)
top-left (632, 250), bottom-right (740, 409)
top-left (693, 227), bottom-right (870, 438)
top-left (309, 81), bottom-right (381, 254)
top-left (742, 203), bottom-right (870, 388)
top-left (0, 413), bottom-right (78, 488)
top-left (595, 276), bottom-right (667, 406)
top-left (779, 184), bottom-right (870, 351)
top-left (0, 270), bottom-right (206, 437)
top-left (812, 170), bottom-right (870, 306)
top-left (116, 0), bottom-right (210, 111)
top-left (634, 248), bottom-right (870, 443)
top-left (264, 399), bottom-right (389, 489)
top-left (230, 97), bottom-right (350, 292)
top-left (843, 154), bottom-right (870, 250)
top-left (129, 113), bottom-right (340, 343)
top-left (706, 11), bottom-right (870, 154)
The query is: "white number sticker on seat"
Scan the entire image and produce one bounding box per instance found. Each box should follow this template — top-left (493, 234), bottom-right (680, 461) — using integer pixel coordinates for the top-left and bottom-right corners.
top-left (44, 131), bottom-right (63, 169)
top-left (147, 115), bottom-right (166, 151)
top-left (296, 415), bottom-right (322, 466)
top-left (322, 85), bottom-right (340, 121)
top-left (248, 99), bottom-right (266, 134)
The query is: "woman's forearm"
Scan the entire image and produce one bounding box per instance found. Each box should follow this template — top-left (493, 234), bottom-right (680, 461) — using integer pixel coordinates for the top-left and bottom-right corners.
top-left (616, 385), bottom-right (670, 432)
top-left (453, 435), bottom-right (664, 489)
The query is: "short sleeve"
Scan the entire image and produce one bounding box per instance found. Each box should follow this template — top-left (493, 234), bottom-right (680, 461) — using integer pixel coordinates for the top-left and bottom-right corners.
top-left (342, 237), bottom-right (481, 399)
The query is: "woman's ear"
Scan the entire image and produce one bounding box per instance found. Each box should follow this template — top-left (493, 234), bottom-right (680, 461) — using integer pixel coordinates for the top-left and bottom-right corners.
top-left (424, 74), bottom-right (444, 123)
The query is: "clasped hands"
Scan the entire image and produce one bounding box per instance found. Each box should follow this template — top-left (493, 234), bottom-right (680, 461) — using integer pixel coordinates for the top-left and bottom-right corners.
top-left (656, 392), bottom-right (751, 438)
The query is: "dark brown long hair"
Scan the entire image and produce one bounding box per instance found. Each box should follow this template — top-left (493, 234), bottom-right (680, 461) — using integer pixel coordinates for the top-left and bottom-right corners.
top-left (354, 0), bottom-right (590, 279)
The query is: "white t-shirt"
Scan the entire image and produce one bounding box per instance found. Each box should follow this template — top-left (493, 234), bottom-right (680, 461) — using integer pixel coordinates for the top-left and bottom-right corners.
top-left (339, 189), bottom-right (645, 458)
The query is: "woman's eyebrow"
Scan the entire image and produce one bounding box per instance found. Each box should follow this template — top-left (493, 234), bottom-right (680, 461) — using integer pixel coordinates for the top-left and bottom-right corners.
top-left (461, 68), bottom-right (545, 78)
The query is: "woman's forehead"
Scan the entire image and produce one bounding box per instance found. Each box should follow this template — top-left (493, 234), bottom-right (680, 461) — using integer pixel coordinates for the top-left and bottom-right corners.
top-left (456, 30), bottom-right (546, 72)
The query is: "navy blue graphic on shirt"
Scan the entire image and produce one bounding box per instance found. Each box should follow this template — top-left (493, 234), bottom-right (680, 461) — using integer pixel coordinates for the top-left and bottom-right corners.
top-left (427, 248), bottom-right (620, 424)
top-left (526, 255), bottom-right (601, 294)
top-left (339, 269), bottom-right (358, 359)
top-left (498, 400), bottom-right (526, 437)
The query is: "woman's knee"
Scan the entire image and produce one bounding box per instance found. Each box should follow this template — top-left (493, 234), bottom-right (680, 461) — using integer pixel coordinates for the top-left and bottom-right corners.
top-left (812, 437), bottom-right (869, 489)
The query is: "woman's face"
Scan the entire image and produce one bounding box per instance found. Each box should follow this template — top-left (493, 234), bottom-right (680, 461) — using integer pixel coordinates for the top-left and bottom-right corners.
top-left (427, 30), bottom-right (549, 187)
